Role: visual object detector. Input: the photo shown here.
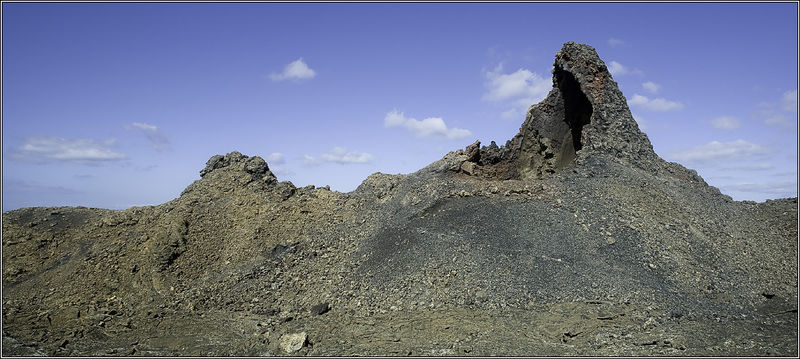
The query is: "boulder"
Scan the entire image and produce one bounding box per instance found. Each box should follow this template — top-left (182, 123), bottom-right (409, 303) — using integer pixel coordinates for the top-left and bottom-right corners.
top-left (279, 332), bottom-right (307, 353)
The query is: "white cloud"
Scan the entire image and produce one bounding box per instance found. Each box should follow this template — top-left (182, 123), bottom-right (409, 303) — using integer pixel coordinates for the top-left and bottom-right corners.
top-left (321, 147), bottom-right (374, 164)
top-left (608, 38), bottom-right (625, 47)
top-left (481, 63), bottom-right (550, 119)
top-left (483, 66), bottom-right (550, 105)
top-left (303, 154), bottom-right (320, 166)
top-left (642, 81), bottom-right (660, 94)
top-left (607, 61), bottom-right (644, 77)
top-left (384, 110), bottom-right (472, 140)
top-left (668, 139), bottom-right (769, 164)
top-left (125, 122), bottom-right (170, 151)
top-left (269, 58), bottom-right (316, 81)
top-left (780, 89), bottom-right (797, 112)
top-left (482, 64), bottom-right (551, 107)
top-left (711, 116), bottom-right (741, 130)
top-left (608, 61), bottom-right (627, 76)
top-left (628, 94), bottom-right (684, 111)
top-left (304, 147), bottom-right (374, 166)
top-left (266, 152), bottom-right (286, 164)
top-left (12, 136), bottom-right (126, 164)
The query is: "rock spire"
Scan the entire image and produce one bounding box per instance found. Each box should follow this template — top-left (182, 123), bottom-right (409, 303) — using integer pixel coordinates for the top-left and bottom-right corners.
top-left (458, 41), bottom-right (656, 180)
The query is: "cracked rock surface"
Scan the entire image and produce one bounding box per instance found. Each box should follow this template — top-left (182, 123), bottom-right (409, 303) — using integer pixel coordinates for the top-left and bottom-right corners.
top-left (3, 42), bottom-right (797, 357)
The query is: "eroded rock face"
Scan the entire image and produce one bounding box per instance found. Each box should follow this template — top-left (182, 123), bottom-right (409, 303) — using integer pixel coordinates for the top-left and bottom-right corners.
top-left (458, 42), bottom-right (656, 180)
top-left (516, 64), bottom-right (593, 178)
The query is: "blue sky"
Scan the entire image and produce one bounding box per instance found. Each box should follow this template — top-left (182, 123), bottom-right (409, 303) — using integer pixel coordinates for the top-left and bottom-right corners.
top-left (2, 2), bottom-right (797, 211)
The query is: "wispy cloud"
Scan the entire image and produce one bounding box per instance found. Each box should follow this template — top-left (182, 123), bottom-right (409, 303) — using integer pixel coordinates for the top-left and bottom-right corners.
top-left (384, 110), bottom-right (471, 140)
top-left (481, 63), bottom-right (550, 119)
top-left (267, 152), bottom-right (286, 164)
top-left (711, 116), bottom-right (741, 130)
top-left (720, 180), bottom-right (797, 196)
top-left (304, 147), bottom-right (374, 166)
top-left (642, 81), bottom-right (660, 94)
top-left (760, 111), bottom-right (790, 126)
top-left (269, 58), bottom-right (316, 81)
top-left (781, 89), bottom-right (797, 112)
top-left (608, 38), bottom-right (625, 47)
top-left (755, 89), bottom-right (797, 127)
top-left (628, 94), bottom-right (684, 111)
top-left (3, 178), bottom-right (83, 195)
top-left (303, 154), bottom-right (320, 166)
top-left (667, 139), bottom-right (769, 164)
top-left (125, 122), bottom-right (170, 151)
top-left (10, 136), bottom-right (126, 164)
top-left (720, 163), bottom-right (774, 171)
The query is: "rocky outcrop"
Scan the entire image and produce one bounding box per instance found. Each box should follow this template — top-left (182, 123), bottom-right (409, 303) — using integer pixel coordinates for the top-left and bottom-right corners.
top-left (199, 151), bottom-right (277, 184)
top-left (181, 151), bottom-right (296, 201)
top-left (456, 42), bottom-right (656, 180)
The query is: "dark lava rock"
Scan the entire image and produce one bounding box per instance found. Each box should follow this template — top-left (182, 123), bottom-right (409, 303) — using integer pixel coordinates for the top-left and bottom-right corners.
top-left (455, 41), bottom-right (657, 181)
top-left (310, 303), bottom-right (330, 316)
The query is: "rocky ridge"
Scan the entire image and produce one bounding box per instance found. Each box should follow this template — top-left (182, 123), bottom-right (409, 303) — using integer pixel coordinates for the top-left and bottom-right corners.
top-left (2, 42), bottom-right (797, 356)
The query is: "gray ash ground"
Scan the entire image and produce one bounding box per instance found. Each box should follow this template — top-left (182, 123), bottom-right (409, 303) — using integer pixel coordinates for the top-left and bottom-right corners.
top-left (2, 42), bottom-right (797, 356)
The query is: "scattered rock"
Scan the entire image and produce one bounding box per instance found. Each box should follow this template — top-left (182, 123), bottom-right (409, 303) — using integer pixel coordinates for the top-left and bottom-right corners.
top-left (460, 161), bottom-right (477, 176)
top-left (279, 332), bottom-right (307, 353)
top-left (310, 303), bottom-right (330, 316)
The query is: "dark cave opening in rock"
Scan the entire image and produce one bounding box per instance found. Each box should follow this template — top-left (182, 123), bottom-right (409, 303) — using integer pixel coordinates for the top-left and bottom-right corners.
top-left (555, 67), bottom-right (593, 154)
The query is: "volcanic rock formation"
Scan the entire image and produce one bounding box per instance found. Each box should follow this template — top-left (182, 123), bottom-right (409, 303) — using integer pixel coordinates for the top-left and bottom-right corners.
top-left (456, 42), bottom-right (656, 181)
top-left (2, 42), bottom-right (797, 357)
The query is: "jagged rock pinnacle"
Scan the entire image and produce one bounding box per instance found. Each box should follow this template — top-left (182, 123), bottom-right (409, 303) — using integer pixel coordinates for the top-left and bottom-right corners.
top-left (457, 42), bottom-right (656, 180)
